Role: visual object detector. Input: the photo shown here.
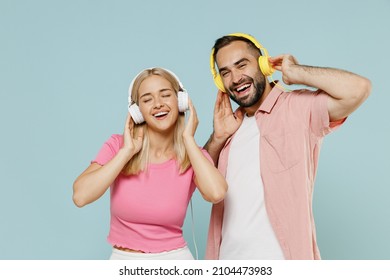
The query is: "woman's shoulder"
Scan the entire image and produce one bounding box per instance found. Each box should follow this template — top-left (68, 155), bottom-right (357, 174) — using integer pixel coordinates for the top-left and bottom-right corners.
top-left (103, 134), bottom-right (123, 152)
top-left (109, 134), bottom-right (123, 143)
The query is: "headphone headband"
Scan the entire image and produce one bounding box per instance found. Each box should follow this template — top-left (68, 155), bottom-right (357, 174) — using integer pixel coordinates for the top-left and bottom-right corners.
top-left (228, 33), bottom-right (268, 56)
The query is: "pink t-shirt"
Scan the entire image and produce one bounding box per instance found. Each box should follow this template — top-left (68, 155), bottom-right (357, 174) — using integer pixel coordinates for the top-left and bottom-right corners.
top-left (92, 134), bottom-right (210, 253)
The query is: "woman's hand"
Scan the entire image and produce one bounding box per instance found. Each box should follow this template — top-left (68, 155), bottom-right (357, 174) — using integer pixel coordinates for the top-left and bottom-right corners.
top-left (182, 98), bottom-right (228, 203)
top-left (122, 113), bottom-right (143, 158)
top-left (183, 98), bottom-right (198, 139)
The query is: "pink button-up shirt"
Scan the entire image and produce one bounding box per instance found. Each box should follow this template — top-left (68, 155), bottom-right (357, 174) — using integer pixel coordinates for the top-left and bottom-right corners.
top-left (205, 85), bottom-right (345, 260)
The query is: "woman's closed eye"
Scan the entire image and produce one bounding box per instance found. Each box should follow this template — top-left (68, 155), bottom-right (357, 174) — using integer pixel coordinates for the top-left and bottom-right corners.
top-left (142, 98), bottom-right (152, 103)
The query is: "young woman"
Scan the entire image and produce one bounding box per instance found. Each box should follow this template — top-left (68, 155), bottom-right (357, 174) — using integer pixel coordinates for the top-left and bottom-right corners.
top-left (72, 67), bottom-right (227, 260)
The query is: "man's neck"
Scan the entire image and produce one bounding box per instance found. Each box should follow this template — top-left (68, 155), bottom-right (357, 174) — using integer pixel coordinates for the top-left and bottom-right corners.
top-left (244, 81), bottom-right (273, 116)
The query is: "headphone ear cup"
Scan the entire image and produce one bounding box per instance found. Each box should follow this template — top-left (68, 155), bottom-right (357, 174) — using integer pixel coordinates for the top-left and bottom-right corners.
top-left (258, 56), bottom-right (275, 76)
top-left (128, 103), bottom-right (145, 124)
top-left (178, 91), bottom-right (189, 112)
top-left (214, 74), bottom-right (226, 92)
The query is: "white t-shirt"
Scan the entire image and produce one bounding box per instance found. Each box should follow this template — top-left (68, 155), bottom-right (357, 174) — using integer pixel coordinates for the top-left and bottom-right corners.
top-left (219, 115), bottom-right (285, 260)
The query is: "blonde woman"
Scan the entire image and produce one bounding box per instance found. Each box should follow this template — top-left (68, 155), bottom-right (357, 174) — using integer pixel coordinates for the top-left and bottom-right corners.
top-left (73, 67), bottom-right (227, 260)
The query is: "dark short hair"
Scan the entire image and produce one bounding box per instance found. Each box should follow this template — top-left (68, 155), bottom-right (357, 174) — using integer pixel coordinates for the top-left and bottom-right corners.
top-left (212, 35), bottom-right (262, 62)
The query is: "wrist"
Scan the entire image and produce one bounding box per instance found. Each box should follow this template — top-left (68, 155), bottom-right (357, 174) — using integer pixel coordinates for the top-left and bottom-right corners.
top-left (182, 134), bottom-right (195, 144)
top-left (211, 132), bottom-right (228, 146)
top-left (288, 64), bottom-right (312, 85)
top-left (118, 147), bottom-right (133, 161)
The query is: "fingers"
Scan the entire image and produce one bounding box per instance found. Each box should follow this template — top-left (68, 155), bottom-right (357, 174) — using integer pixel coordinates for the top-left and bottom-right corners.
top-left (188, 98), bottom-right (197, 119)
top-left (136, 126), bottom-right (144, 141)
top-left (268, 54), bottom-right (285, 62)
top-left (214, 90), bottom-right (233, 118)
top-left (269, 54), bottom-right (298, 70)
top-left (214, 90), bottom-right (224, 114)
top-left (184, 98), bottom-right (198, 137)
top-left (187, 98), bottom-right (198, 126)
top-left (268, 55), bottom-right (283, 71)
top-left (222, 92), bottom-right (232, 110)
top-left (123, 113), bottom-right (132, 148)
top-left (187, 98), bottom-right (193, 122)
top-left (124, 113), bottom-right (132, 133)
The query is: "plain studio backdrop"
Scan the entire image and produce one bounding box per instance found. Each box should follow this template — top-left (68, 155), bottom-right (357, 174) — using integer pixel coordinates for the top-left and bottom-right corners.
top-left (0, 0), bottom-right (389, 260)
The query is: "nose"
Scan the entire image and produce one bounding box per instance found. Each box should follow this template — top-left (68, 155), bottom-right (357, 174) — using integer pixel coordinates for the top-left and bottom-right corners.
top-left (153, 96), bottom-right (163, 108)
top-left (231, 69), bottom-right (243, 85)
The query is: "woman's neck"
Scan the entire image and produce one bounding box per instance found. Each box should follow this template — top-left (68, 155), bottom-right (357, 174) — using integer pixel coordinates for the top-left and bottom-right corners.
top-left (147, 129), bottom-right (175, 163)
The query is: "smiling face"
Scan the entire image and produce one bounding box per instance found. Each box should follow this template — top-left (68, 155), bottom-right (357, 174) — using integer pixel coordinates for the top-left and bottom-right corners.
top-left (137, 74), bottom-right (179, 133)
top-left (216, 41), bottom-right (266, 112)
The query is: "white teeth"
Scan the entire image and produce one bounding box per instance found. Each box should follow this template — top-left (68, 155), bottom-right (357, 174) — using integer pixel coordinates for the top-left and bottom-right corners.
top-left (154, 112), bottom-right (168, 117)
top-left (237, 84), bottom-right (250, 92)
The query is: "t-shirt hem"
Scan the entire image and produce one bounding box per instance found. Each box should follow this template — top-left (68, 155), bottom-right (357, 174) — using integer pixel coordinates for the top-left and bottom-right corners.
top-left (107, 237), bottom-right (187, 254)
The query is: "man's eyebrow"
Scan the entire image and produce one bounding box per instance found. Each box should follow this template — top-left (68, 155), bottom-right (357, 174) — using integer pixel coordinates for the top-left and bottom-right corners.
top-left (219, 58), bottom-right (249, 73)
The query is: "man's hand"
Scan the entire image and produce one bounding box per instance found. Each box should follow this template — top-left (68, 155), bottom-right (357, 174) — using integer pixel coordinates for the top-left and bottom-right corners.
top-left (268, 54), bottom-right (299, 85)
top-left (213, 90), bottom-right (244, 143)
top-left (204, 90), bottom-right (244, 164)
top-left (269, 54), bottom-right (371, 121)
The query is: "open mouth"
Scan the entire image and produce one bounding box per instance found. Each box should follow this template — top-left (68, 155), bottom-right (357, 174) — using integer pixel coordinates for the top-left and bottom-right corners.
top-left (153, 111), bottom-right (169, 120)
top-left (235, 83), bottom-right (251, 95)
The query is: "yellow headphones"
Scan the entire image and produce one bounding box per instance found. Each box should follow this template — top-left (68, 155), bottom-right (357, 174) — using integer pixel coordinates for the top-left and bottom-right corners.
top-left (209, 33), bottom-right (275, 92)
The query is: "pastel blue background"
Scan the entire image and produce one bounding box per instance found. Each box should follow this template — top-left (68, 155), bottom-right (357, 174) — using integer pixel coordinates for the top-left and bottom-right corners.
top-left (1, 0), bottom-right (389, 260)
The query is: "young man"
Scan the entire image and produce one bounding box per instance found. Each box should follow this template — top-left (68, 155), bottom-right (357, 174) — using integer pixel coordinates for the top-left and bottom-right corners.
top-left (204, 33), bottom-right (371, 260)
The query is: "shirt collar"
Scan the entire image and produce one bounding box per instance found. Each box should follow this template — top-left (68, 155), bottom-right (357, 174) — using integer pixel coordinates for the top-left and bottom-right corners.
top-left (258, 82), bottom-right (284, 114)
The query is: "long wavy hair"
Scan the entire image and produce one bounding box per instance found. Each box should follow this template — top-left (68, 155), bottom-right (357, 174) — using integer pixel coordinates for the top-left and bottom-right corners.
top-left (122, 68), bottom-right (190, 175)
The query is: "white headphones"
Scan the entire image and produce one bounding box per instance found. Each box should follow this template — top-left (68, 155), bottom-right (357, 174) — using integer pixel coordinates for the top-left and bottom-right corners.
top-left (128, 68), bottom-right (189, 124)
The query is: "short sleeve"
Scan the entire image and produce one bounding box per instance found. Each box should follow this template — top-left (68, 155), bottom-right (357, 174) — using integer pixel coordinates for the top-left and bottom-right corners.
top-left (91, 134), bottom-right (123, 165)
top-left (308, 90), bottom-right (346, 137)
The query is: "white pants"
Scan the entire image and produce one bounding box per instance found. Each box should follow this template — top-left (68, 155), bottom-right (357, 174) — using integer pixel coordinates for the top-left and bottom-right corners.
top-left (109, 246), bottom-right (194, 260)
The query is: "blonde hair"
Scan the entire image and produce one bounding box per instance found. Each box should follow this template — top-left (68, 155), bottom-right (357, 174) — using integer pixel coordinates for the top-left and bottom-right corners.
top-left (122, 68), bottom-right (190, 175)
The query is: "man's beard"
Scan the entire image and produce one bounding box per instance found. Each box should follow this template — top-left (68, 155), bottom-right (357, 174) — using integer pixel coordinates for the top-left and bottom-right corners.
top-left (228, 77), bottom-right (266, 107)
